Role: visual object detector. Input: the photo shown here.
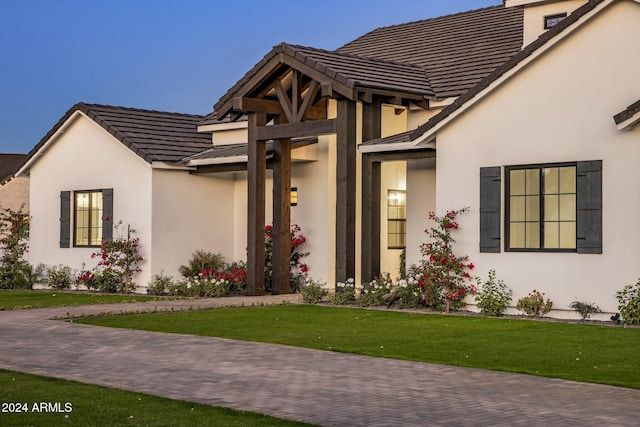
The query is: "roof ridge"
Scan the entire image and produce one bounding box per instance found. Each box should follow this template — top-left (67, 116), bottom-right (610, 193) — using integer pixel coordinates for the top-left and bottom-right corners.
top-left (80, 102), bottom-right (205, 119)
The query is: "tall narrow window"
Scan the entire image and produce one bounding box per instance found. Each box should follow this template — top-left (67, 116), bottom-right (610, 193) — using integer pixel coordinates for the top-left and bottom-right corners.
top-left (387, 190), bottom-right (406, 249)
top-left (74, 191), bottom-right (103, 246)
top-left (507, 164), bottom-right (576, 251)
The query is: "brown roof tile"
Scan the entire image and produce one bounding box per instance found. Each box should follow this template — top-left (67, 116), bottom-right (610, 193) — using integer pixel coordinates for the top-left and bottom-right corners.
top-left (338, 5), bottom-right (523, 99)
top-left (0, 153), bottom-right (28, 183)
top-left (26, 103), bottom-right (212, 165)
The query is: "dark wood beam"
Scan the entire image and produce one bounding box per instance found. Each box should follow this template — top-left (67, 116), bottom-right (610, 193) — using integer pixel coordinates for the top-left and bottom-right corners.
top-left (246, 113), bottom-right (267, 296)
top-left (361, 103), bottom-right (383, 283)
top-left (281, 55), bottom-right (355, 100)
top-left (232, 97), bottom-right (326, 121)
top-left (257, 118), bottom-right (336, 141)
top-left (274, 79), bottom-right (294, 123)
top-left (272, 130), bottom-right (292, 294)
top-left (335, 99), bottom-right (357, 283)
top-left (297, 80), bottom-right (319, 122)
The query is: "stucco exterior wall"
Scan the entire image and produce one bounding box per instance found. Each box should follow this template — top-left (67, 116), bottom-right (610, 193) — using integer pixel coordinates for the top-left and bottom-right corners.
top-left (406, 159), bottom-right (436, 269)
top-left (150, 169), bottom-right (236, 282)
top-left (29, 113), bottom-right (153, 285)
top-left (522, 0), bottom-right (588, 46)
top-left (434, 0), bottom-right (640, 316)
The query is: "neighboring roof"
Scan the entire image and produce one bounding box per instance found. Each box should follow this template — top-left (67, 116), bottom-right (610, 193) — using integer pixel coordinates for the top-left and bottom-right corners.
top-left (214, 42), bottom-right (433, 119)
top-left (24, 103), bottom-right (212, 166)
top-left (613, 99), bottom-right (640, 130)
top-left (182, 137), bottom-right (318, 164)
top-left (361, 0), bottom-right (609, 150)
top-left (338, 5), bottom-right (524, 99)
top-left (0, 154), bottom-right (28, 183)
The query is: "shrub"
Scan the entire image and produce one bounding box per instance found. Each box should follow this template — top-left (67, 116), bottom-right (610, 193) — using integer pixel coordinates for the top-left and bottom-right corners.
top-left (264, 223), bottom-right (309, 293)
top-left (301, 278), bottom-right (328, 303)
top-left (331, 279), bottom-right (355, 305)
top-left (0, 208), bottom-right (31, 289)
top-left (517, 290), bottom-right (553, 318)
top-left (616, 279), bottom-right (640, 325)
top-left (475, 270), bottom-right (513, 316)
top-left (179, 250), bottom-right (225, 279)
top-left (46, 265), bottom-right (73, 290)
top-left (90, 222), bottom-right (143, 293)
top-left (147, 273), bottom-right (176, 296)
top-left (569, 301), bottom-right (601, 321)
top-left (419, 208), bottom-right (478, 313)
top-left (393, 275), bottom-right (423, 308)
top-left (359, 273), bottom-right (394, 307)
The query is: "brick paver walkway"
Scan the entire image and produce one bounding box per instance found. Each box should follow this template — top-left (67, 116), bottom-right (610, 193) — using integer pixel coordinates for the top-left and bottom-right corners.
top-left (1, 295), bottom-right (639, 426)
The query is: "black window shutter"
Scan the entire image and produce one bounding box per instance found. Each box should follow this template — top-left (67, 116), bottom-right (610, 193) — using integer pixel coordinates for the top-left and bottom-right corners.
top-left (60, 191), bottom-right (71, 248)
top-left (576, 160), bottom-right (602, 254)
top-left (102, 189), bottom-right (114, 241)
top-left (480, 167), bottom-right (501, 253)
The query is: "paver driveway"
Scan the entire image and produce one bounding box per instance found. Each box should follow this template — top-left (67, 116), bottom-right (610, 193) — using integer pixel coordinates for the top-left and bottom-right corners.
top-left (1, 295), bottom-right (639, 426)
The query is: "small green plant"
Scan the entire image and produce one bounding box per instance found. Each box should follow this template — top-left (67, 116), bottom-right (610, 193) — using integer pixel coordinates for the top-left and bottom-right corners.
top-left (331, 279), bottom-right (355, 305)
top-left (301, 278), bottom-right (328, 303)
top-left (46, 264), bottom-right (73, 290)
top-left (179, 250), bottom-right (225, 279)
top-left (517, 290), bottom-right (553, 318)
top-left (616, 279), bottom-right (640, 325)
top-left (569, 301), bottom-right (601, 321)
top-left (147, 272), bottom-right (176, 296)
top-left (475, 270), bottom-right (513, 316)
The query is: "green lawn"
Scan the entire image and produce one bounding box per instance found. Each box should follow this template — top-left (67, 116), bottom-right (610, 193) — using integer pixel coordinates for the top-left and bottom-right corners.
top-left (0, 369), bottom-right (311, 426)
top-left (80, 305), bottom-right (640, 389)
top-left (0, 290), bottom-right (165, 310)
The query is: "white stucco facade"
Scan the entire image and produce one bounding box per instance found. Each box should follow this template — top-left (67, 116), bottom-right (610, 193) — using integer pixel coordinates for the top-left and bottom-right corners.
top-left (429, 0), bottom-right (640, 316)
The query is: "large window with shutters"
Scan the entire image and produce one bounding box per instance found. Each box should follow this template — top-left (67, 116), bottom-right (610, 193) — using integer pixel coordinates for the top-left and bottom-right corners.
top-left (479, 161), bottom-right (602, 254)
top-left (60, 189), bottom-right (113, 248)
top-left (506, 163), bottom-right (576, 251)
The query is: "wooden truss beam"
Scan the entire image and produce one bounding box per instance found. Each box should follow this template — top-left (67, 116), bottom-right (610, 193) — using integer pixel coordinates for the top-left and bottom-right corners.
top-left (257, 119), bottom-right (336, 141)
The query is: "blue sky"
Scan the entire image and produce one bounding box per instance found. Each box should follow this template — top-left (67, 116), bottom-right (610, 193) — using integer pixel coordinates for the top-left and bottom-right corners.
top-left (0, 0), bottom-right (499, 154)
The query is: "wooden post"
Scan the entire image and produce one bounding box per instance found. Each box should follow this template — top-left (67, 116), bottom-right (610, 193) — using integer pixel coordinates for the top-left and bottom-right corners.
top-left (272, 136), bottom-right (292, 294)
top-left (335, 99), bottom-right (357, 283)
top-left (361, 103), bottom-right (382, 283)
top-left (246, 113), bottom-right (267, 296)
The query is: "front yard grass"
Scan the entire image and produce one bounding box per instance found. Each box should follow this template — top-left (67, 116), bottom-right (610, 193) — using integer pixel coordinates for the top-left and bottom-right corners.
top-left (0, 369), bottom-right (311, 426)
top-left (80, 305), bottom-right (640, 389)
top-left (0, 290), bottom-right (163, 310)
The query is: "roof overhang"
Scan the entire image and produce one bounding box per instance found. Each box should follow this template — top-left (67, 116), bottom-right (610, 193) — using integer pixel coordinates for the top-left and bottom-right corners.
top-left (614, 100), bottom-right (640, 131)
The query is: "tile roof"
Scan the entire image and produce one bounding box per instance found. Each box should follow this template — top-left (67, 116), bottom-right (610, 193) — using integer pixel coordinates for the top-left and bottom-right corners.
top-left (26, 103), bottom-right (212, 165)
top-left (214, 42), bottom-right (433, 117)
top-left (0, 153), bottom-right (28, 183)
top-left (182, 137), bottom-right (317, 163)
top-left (362, 0), bottom-right (607, 148)
top-left (338, 5), bottom-right (524, 99)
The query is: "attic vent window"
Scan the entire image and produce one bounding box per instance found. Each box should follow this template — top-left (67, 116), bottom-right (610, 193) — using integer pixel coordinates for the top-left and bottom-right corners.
top-left (544, 13), bottom-right (567, 29)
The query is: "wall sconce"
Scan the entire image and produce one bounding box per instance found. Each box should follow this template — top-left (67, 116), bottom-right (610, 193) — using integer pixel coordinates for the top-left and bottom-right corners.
top-left (387, 189), bottom-right (405, 205)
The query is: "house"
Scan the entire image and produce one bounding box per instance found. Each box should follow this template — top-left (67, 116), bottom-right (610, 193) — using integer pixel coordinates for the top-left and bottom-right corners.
top-left (0, 153), bottom-right (29, 213)
top-left (17, 0), bottom-right (639, 318)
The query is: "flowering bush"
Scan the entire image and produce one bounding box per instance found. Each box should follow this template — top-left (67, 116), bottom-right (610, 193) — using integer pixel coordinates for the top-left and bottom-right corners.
top-left (264, 223), bottom-right (309, 293)
top-left (89, 221), bottom-right (143, 293)
top-left (475, 270), bottom-right (513, 316)
top-left (418, 208), bottom-right (478, 313)
top-left (616, 279), bottom-right (640, 325)
top-left (516, 290), bottom-right (553, 318)
top-left (301, 277), bottom-right (328, 303)
top-left (0, 208), bottom-right (31, 289)
top-left (331, 278), bottom-right (355, 305)
top-left (359, 273), bottom-right (395, 307)
top-left (393, 275), bottom-right (423, 308)
top-left (46, 264), bottom-right (74, 290)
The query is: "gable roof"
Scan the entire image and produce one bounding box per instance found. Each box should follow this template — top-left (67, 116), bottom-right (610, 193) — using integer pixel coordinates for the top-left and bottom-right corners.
top-left (22, 103), bottom-right (212, 170)
top-left (214, 42), bottom-right (433, 119)
top-left (338, 5), bottom-right (524, 99)
top-left (0, 153), bottom-right (28, 184)
top-left (361, 0), bottom-right (612, 150)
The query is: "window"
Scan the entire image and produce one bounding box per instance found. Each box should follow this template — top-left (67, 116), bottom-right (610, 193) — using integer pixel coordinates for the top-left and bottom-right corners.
top-left (74, 191), bottom-right (104, 246)
top-left (290, 187), bottom-right (298, 206)
top-left (506, 164), bottom-right (576, 250)
top-left (479, 161), bottom-right (602, 254)
top-left (387, 190), bottom-right (406, 249)
top-left (544, 13), bottom-right (567, 29)
top-left (60, 189), bottom-right (113, 248)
